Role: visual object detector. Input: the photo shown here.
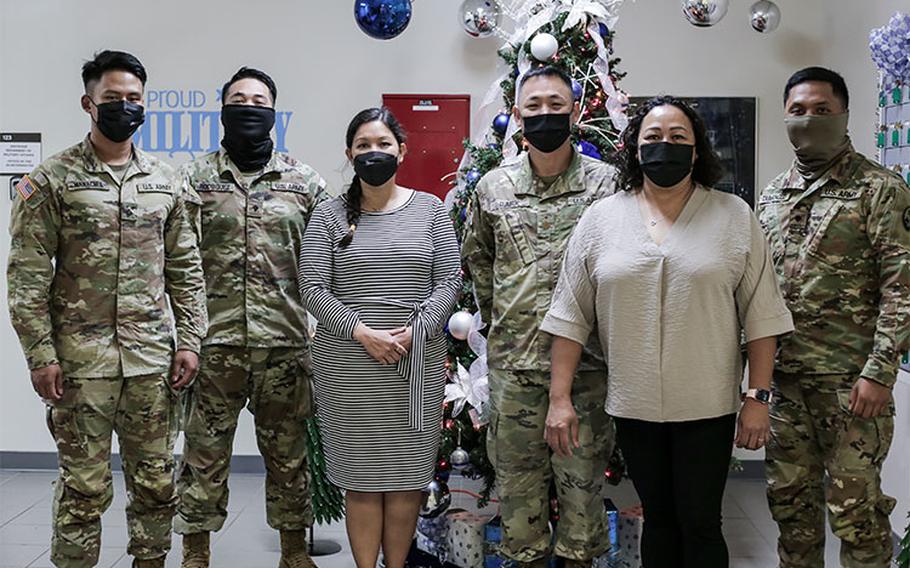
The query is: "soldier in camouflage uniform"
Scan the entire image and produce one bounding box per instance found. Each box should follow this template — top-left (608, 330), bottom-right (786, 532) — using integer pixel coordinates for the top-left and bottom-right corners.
top-left (462, 67), bottom-right (615, 567)
top-left (6, 51), bottom-right (207, 568)
top-left (758, 67), bottom-right (910, 568)
top-left (174, 68), bottom-right (328, 568)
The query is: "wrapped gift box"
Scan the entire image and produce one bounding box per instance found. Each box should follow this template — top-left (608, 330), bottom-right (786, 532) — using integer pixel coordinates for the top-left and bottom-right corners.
top-left (482, 516), bottom-right (502, 567)
top-left (617, 505), bottom-right (643, 568)
top-left (417, 514), bottom-right (450, 560)
top-left (446, 511), bottom-right (493, 568)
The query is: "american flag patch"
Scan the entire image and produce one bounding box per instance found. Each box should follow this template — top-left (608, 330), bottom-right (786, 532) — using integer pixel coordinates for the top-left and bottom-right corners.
top-left (15, 175), bottom-right (37, 201)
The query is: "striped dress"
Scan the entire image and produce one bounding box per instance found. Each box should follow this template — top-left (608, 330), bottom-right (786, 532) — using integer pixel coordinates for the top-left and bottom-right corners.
top-left (297, 190), bottom-right (462, 491)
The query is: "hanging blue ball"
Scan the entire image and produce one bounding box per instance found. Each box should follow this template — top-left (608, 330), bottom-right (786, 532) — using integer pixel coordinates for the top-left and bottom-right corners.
top-left (354, 0), bottom-right (412, 40)
top-left (576, 140), bottom-right (602, 160)
top-left (492, 113), bottom-right (510, 136)
top-left (599, 23), bottom-right (609, 37)
top-left (572, 80), bottom-right (583, 101)
top-left (466, 169), bottom-right (482, 184)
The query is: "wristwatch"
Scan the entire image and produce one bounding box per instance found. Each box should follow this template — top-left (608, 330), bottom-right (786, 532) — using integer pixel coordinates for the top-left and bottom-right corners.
top-left (743, 388), bottom-right (773, 404)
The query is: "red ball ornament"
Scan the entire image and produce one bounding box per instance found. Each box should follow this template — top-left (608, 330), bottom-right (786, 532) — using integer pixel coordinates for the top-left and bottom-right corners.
top-left (437, 458), bottom-right (450, 471)
top-left (445, 419), bottom-right (456, 430)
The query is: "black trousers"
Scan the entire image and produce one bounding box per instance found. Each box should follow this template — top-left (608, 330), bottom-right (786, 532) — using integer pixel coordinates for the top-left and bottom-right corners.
top-left (614, 414), bottom-right (737, 568)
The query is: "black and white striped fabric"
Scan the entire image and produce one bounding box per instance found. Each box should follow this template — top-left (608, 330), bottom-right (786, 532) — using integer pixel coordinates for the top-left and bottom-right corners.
top-left (297, 190), bottom-right (462, 492)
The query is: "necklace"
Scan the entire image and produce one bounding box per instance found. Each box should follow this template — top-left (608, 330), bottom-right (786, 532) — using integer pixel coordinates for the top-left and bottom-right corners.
top-left (641, 183), bottom-right (695, 228)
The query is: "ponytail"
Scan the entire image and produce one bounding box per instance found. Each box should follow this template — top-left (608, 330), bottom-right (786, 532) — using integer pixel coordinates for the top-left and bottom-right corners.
top-left (339, 175), bottom-right (362, 248)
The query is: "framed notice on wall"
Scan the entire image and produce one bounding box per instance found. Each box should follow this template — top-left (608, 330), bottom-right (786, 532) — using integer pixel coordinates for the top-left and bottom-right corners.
top-left (629, 97), bottom-right (757, 207)
top-left (0, 133), bottom-right (41, 175)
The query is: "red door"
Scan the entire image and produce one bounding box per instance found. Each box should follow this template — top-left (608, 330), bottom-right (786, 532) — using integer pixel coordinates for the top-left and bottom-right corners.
top-left (382, 94), bottom-right (471, 201)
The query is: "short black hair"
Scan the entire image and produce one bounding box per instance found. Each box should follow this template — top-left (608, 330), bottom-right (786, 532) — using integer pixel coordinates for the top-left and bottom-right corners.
top-left (518, 65), bottom-right (573, 99)
top-left (81, 50), bottom-right (147, 91)
top-left (612, 95), bottom-right (725, 192)
top-left (783, 66), bottom-right (849, 109)
top-left (221, 67), bottom-right (277, 104)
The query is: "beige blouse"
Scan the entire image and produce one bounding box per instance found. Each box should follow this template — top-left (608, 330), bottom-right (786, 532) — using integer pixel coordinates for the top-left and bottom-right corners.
top-left (541, 186), bottom-right (794, 422)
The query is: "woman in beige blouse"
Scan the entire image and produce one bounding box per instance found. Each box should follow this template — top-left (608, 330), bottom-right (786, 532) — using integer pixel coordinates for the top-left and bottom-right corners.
top-left (540, 96), bottom-right (794, 568)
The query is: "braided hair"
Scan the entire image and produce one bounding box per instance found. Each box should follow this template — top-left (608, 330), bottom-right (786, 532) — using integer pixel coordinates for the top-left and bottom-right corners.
top-left (339, 107), bottom-right (408, 248)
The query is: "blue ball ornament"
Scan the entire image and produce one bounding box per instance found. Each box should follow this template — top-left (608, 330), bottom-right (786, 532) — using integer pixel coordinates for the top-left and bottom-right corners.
top-left (576, 140), bottom-right (602, 160)
top-left (492, 113), bottom-right (510, 136)
top-left (354, 0), bottom-right (412, 40)
top-left (599, 23), bottom-right (609, 37)
top-left (466, 169), bottom-right (482, 184)
top-left (571, 80), bottom-right (583, 101)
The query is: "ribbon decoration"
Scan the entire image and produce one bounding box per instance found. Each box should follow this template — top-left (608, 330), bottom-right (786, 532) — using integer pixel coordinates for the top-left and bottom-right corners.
top-left (869, 12), bottom-right (910, 89)
top-left (444, 312), bottom-right (491, 420)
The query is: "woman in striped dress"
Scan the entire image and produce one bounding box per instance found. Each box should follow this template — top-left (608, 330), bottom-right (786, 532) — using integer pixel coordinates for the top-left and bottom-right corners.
top-left (297, 107), bottom-right (461, 568)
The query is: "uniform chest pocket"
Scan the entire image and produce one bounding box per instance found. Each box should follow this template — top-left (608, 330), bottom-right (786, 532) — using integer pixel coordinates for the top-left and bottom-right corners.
top-left (495, 209), bottom-right (536, 267)
top-left (135, 185), bottom-right (175, 228)
top-left (805, 197), bottom-right (866, 273)
top-left (62, 177), bottom-right (118, 225)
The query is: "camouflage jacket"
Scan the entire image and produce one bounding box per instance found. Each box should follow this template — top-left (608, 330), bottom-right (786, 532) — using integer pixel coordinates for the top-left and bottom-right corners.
top-left (181, 149), bottom-right (329, 348)
top-left (757, 149), bottom-right (910, 387)
top-left (462, 151), bottom-right (614, 371)
top-left (7, 135), bottom-right (208, 377)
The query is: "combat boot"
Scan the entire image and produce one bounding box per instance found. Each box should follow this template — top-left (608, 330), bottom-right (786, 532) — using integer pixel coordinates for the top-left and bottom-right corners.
top-left (182, 532), bottom-right (210, 568)
top-left (132, 556), bottom-right (165, 568)
top-left (278, 529), bottom-right (317, 568)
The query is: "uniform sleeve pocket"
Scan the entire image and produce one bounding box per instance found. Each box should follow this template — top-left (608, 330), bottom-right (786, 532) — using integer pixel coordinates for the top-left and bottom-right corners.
top-left (502, 211), bottom-right (536, 267)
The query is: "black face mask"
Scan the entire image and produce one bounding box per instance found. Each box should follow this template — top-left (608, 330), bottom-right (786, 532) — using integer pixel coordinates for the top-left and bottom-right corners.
top-left (639, 142), bottom-right (695, 188)
top-left (353, 151), bottom-right (399, 187)
top-left (522, 113), bottom-right (572, 153)
top-left (92, 100), bottom-right (145, 143)
top-left (221, 104), bottom-right (275, 172)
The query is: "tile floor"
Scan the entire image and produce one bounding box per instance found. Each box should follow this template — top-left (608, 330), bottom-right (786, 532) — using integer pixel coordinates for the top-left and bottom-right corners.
top-left (0, 469), bottom-right (884, 567)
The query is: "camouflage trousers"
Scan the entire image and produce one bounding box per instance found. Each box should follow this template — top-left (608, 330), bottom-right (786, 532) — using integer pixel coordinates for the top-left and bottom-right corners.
top-left (766, 373), bottom-right (896, 568)
top-left (48, 373), bottom-right (179, 567)
top-left (175, 346), bottom-right (313, 534)
top-left (487, 369), bottom-right (613, 562)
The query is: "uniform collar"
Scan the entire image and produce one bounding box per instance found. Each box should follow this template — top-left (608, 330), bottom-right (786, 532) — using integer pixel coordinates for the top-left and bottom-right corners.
top-left (781, 146), bottom-right (861, 192)
top-left (80, 134), bottom-right (151, 178)
top-left (510, 150), bottom-right (586, 199)
top-left (216, 147), bottom-right (286, 186)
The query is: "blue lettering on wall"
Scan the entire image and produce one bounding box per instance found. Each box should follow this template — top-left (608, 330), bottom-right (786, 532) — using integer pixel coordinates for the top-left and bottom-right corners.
top-left (134, 88), bottom-right (292, 159)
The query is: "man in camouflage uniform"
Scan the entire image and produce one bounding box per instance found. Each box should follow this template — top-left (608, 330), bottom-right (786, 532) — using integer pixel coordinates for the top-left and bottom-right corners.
top-left (462, 66), bottom-right (615, 568)
top-left (758, 66), bottom-right (910, 568)
top-left (6, 51), bottom-right (207, 568)
top-left (174, 67), bottom-right (328, 568)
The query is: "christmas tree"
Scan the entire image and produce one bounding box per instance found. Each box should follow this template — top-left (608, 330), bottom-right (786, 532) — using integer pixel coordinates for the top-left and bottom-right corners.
top-left (438, 0), bottom-right (630, 506)
top-left (899, 514), bottom-right (909, 568)
top-left (306, 416), bottom-right (345, 525)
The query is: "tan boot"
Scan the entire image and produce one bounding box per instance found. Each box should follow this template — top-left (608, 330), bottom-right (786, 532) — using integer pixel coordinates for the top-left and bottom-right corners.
top-left (181, 532), bottom-right (211, 568)
top-left (132, 556), bottom-right (165, 568)
top-left (278, 529), bottom-right (317, 568)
